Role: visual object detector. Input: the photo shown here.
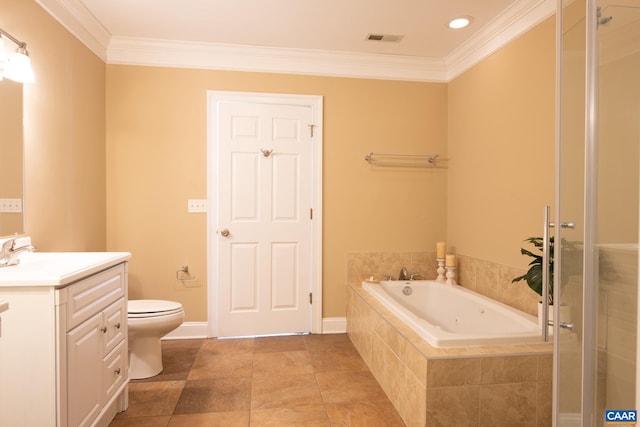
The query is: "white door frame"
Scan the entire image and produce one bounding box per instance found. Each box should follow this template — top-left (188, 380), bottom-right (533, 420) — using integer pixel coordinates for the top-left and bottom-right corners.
top-left (206, 90), bottom-right (323, 337)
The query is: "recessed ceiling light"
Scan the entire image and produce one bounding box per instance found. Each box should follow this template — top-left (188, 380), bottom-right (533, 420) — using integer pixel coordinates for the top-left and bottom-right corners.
top-left (448, 16), bottom-right (474, 29)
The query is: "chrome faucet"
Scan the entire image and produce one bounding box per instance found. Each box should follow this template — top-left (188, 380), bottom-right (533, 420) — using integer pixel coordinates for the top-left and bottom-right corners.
top-left (398, 267), bottom-right (409, 280)
top-left (0, 238), bottom-right (36, 267)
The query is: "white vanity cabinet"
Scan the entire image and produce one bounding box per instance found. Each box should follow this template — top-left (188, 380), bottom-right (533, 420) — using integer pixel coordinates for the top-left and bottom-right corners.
top-left (0, 252), bottom-right (131, 427)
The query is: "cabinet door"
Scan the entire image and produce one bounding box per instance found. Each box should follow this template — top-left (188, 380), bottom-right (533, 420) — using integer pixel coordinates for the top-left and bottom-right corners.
top-left (103, 341), bottom-right (127, 402)
top-left (67, 312), bottom-right (103, 427)
top-left (103, 298), bottom-right (126, 354)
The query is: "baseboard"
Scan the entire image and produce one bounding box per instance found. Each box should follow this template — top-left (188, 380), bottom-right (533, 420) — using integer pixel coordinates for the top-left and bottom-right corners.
top-left (322, 317), bottom-right (347, 334)
top-left (162, 318), bottom-right (347, 339)
top-left (162, 322), bottom-right (209, 340)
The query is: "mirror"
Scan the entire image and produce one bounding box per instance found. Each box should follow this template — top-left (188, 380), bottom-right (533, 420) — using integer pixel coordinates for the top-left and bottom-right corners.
top-left (0, 79), bottom-right (24, 236)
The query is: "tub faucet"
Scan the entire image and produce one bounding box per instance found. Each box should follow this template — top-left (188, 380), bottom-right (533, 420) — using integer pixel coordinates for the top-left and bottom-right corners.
top-left (398, 267), bottom-right (409, 280)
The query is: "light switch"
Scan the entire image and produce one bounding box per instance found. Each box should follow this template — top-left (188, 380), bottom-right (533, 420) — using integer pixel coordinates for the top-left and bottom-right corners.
top-left (187, 199), bottom-right (207, 213)
top-left (0, 199), bottom-right (22, 213)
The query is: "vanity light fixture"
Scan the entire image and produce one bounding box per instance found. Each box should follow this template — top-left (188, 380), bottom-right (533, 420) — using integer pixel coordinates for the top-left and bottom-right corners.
top-left (448, 16), bottom-right (474, 29)
top-left (0, 27), bottom-right (35, 83)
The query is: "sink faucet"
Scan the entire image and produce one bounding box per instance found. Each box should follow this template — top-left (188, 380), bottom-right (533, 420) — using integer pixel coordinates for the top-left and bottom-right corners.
top-left (0, 237), bottom-right (36, 267)
top-left (398, 267), bottom-right (409, 280)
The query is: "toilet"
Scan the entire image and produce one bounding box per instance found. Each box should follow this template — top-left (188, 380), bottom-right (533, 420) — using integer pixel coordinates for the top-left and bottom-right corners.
top-left (127, 299), bottom-right (184, 379)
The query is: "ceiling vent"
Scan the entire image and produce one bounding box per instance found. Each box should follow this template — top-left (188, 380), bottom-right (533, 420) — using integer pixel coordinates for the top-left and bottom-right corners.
top-left (366, 33), bottom-right (405, 42)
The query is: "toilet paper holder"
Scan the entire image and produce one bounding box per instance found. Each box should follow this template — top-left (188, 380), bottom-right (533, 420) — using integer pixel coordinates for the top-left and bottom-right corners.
top-left (176, 265), bottom-right (196, 281)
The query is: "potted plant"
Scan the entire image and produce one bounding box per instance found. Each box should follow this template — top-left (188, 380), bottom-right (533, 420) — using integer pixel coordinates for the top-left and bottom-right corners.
top-left (512, 236), bottom-right (554, 305)
top-left (513, 236), bottom-right (577, 332)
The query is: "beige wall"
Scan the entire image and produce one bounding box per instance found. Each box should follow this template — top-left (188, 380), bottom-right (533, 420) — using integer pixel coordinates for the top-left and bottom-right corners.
top-left (105, 67), bottom-right (448, 320)
top-left (1, 0), bottom-right (107, 251)
top-left (447, 17), bottom-right (556, 269)
top-left (8, 0), bottom-right (556, 323)
top-left (0, 80), bottom-right (23, 235)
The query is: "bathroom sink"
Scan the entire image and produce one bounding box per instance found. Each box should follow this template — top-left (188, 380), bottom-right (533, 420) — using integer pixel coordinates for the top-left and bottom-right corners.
top-left (0, 252), bottom-right (131, 288)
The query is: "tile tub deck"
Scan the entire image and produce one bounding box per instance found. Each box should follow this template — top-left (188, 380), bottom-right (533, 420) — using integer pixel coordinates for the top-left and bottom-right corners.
top-left (347, 282), bottom-right (553, 427)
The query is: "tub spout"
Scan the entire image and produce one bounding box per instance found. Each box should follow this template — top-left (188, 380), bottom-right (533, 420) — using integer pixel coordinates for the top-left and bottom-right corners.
top-left (398, 267), bottom-right (409, 280)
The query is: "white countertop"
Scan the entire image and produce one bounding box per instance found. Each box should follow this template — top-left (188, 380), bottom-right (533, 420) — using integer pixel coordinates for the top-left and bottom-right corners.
top-left (0, 252), bottom-right (131, 288)
top-left (0, 299), bottom-right (7, 313)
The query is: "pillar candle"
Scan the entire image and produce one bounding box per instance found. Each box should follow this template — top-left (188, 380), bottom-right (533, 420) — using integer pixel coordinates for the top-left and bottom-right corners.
top-left (436, 242), bottom-right (446, 258)
top-left (446, 254), bottom-right (456, 267)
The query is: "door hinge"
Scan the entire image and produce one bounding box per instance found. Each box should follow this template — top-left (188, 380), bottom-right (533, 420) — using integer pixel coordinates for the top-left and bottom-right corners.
top-left (310, 208), bottom-right (313, 220)
top-left (309, 292), bottom-right (313, 304)
top-left (308, 124), bottom-right (315, 138)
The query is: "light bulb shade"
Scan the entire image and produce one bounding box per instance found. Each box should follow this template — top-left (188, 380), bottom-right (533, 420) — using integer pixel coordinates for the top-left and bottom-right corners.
top-left (4, 49), bottom-right (35, 83)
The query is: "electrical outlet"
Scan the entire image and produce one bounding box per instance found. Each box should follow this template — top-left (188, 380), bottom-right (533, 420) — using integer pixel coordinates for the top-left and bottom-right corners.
top-left (187, 199), bottom-right (207, 213)
top-left (0, 199), bottom-right (22, 213)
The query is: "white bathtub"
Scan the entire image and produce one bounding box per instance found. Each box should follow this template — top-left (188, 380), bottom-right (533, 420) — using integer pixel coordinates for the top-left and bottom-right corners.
top-left (362, 280), bottom-right (541, 347)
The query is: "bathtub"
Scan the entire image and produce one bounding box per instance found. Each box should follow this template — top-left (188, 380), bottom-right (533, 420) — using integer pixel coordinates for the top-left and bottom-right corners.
top-left (362, 280), bottom-right (541, 347)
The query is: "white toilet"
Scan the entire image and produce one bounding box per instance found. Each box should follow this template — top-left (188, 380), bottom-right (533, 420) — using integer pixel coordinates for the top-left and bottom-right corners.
top-left (127, 299), bottom-right (184, 379)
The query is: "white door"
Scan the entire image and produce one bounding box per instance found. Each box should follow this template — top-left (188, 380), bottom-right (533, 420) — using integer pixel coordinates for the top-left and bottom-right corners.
top-left (209, 92), bottom-right (322, 337)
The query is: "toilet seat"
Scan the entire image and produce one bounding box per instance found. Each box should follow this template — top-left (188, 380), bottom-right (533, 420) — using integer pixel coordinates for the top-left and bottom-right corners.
top-left (128, 299), bottom-right (183, 318)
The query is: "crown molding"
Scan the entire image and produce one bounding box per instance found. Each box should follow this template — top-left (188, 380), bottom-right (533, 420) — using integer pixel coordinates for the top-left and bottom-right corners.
top-left (36, 0), bottom-right (556, 83)
top-left (445, 0), bottom-right (556, 81)
top-left (107, 37), bottom-right (448, 82)
top-left (35, 0), bottom-right (109, 60)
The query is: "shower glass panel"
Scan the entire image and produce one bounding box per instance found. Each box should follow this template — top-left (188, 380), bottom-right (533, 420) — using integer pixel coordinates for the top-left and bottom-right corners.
top-left (556, 0), bottom-right (640, 425)
top-left (557, 0), bottom-right (587, 424)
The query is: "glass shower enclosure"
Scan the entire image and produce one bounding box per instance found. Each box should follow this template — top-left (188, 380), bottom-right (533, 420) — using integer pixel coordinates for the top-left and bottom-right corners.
top-left (555, 0), bottom-right (640, 425)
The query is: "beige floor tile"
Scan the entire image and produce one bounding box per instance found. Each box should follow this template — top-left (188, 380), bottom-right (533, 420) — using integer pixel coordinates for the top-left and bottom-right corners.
top-left (109, 415), bottom-right (171, 427)
top-left (119, 381), bottom-right (185, 418)
top-left (325, 401), bottom-right (406, 427)
top-left (253, 335), bottom-right (307, 353)
top-left (168, 411), bottom-right (250, 426)
top-left (251, 373), bottom-right (323, 410)
top-left (188, 351), bottom-right (253, 380)
top-left (304, 333), bottom-right (354, 351)
top-left (200, 337), bottom-right (254, 355)
top-left (316, 371), bottom-right (389, 404)
top-left (249, 405), bottom-right (330, 426)
top-left (173, 377), bottom-right (252, 415)
top-left (252, 350), bottom-right (314, 376)
top-left (311, 348), bottom-right (369, 373)
top-left (109, 335), bottom-right (405, 427)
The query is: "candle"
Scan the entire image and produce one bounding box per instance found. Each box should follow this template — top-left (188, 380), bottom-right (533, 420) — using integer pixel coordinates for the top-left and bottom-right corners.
top-left (436, 242), bottom-right (446, 259)
top-left (446, 254), bottom-right (456, 267)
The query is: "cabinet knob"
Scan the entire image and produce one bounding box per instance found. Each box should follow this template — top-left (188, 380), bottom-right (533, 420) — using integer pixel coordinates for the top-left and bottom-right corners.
top-left (100, 326), bottom-right (107, 333)
top-left (114, 368), bottom-right (121, 375)
top-left (115, 322), bottom-right (121, 329)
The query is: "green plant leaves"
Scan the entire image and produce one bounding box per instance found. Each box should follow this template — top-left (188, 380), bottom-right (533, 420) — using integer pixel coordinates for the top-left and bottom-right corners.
top-left (512, 236), bottom-right (554, 305)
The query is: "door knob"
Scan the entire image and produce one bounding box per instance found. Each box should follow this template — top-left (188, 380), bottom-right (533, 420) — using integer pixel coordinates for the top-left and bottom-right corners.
top-left (220, 229), bottom-right (230, 237)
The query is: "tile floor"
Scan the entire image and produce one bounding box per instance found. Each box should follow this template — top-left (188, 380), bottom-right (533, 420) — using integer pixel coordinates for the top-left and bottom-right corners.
top-left (109, 333), bottom-right (406, 426)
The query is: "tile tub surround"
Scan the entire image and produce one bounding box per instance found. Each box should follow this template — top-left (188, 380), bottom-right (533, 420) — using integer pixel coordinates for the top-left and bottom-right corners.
top-left (347, 283), bottom-right (552, 427)
top-left (347, 252), bottom-right (539, 316)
